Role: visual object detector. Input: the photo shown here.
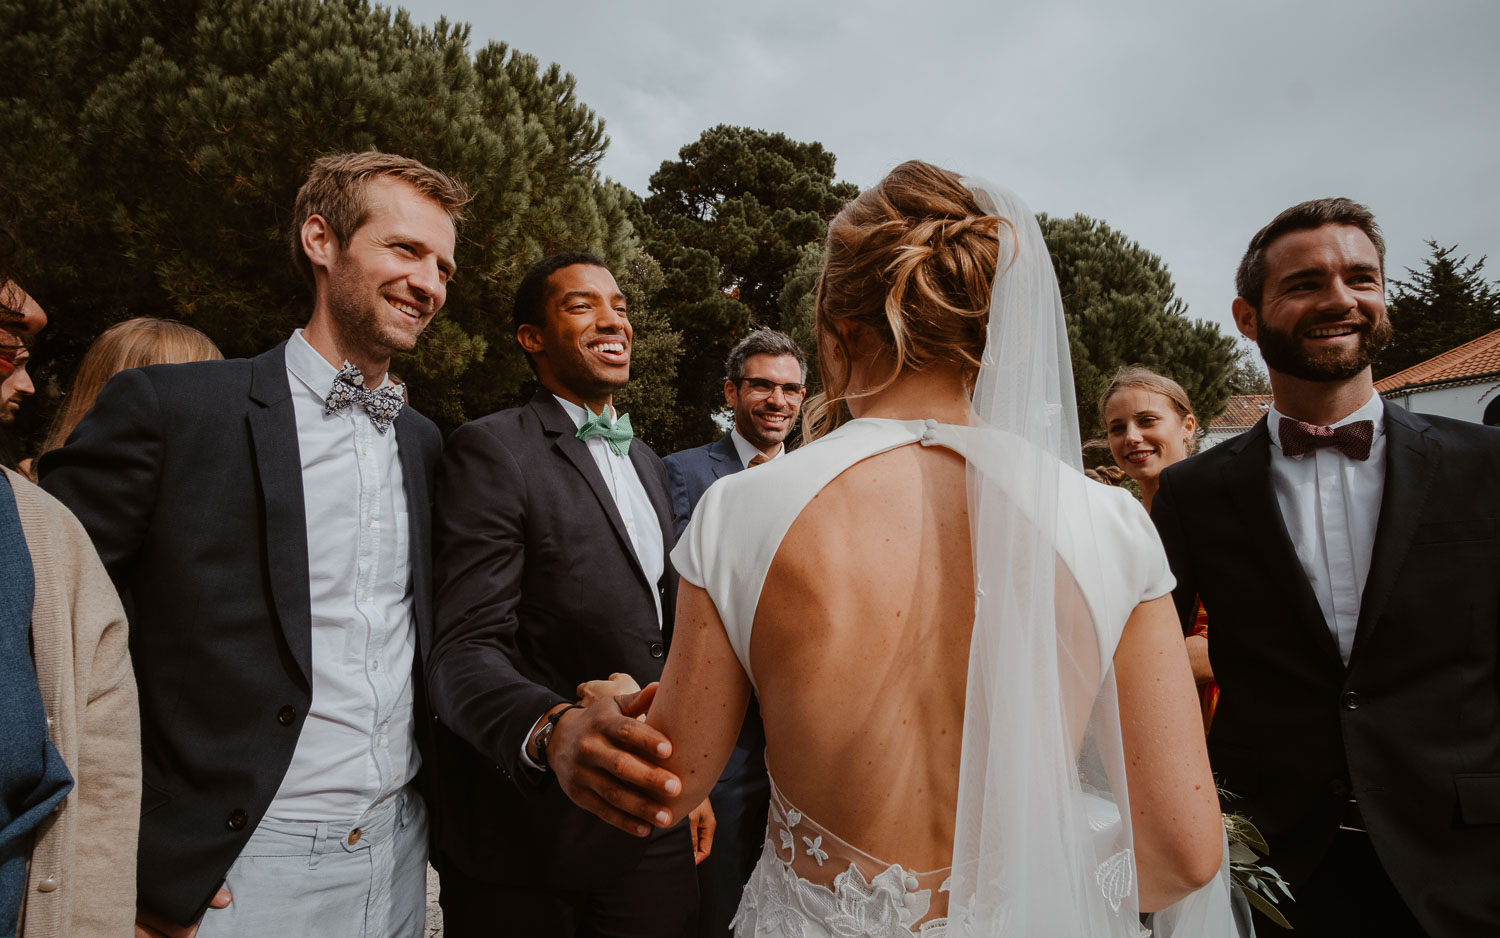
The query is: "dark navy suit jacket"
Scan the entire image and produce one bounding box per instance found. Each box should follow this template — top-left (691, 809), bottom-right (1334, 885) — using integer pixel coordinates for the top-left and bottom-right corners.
top-left (662, 432), bottom-right (742, 538)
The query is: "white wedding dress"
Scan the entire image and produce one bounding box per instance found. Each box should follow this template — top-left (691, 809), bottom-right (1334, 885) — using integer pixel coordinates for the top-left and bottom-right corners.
top-left (671, 417), bottom-right (1176, 937)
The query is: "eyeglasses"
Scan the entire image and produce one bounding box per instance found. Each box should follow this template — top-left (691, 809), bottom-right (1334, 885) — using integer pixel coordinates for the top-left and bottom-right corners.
top-left (739, 377), bottom-right (806, 400)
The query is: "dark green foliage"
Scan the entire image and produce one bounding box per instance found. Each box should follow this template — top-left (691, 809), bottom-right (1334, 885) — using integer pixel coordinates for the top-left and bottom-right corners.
top-left (1226, 343), bottom-right (1273, 395)
top-left (0, 0), bottom-right (656, 438)
top-left (611, 246), bottom-right (683, 453)
top-left (639, 125), bottom-right (857, 445)
top-left (1374, 242), bottom-right (1500, 379)
top-left (1039, 213), bottom-right (1238, 442)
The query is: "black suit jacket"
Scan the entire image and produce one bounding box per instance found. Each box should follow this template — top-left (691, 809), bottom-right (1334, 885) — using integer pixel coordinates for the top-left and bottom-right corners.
top-left (427, 390), bottom-right (678, 890)
top-left (38, 343), bottom-right (442, 926)
top-left (1152, 403), bottom-right (1500, 936)
top-left (663, 432), bottom-right (741, 538)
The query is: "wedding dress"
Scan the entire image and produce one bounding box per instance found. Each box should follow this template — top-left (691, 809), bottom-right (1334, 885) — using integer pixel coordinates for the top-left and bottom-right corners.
top-left (672, 417), bottom-right (1173, 937)
top-left (670, 175), bottom-right (1238, 937)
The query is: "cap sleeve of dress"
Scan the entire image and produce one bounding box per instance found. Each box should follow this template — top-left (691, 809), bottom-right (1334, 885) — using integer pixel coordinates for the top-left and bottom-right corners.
top-left (670, 478), bottom-right (757, 679)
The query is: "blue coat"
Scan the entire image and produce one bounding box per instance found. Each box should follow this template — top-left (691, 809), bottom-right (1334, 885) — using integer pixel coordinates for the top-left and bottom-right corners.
top-left (662, 432), bottom-right (742, 538)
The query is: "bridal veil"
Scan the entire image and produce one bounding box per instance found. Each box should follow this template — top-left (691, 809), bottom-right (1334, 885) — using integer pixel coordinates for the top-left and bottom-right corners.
top-left (947, 177), bottom-right (1237, 936)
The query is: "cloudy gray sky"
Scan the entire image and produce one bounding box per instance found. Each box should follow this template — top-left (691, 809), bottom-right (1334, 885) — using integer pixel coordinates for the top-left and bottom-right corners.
top-left (400, 0), bottom-right (1498, 340)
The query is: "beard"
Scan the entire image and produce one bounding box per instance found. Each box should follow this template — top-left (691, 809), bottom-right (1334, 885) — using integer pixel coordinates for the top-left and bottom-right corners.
top-left (325, 266), bottom-right (423, 361)
top-left (1256, 311), bottom-right (1393, 382)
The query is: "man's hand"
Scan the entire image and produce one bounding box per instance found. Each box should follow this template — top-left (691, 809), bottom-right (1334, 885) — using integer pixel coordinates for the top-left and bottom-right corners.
top-left (689, 798), bottom-right (716, 865)
top-left (135, 888), bottom-right (232, 938)
top-left (548, 687), bottom-right (683, 837)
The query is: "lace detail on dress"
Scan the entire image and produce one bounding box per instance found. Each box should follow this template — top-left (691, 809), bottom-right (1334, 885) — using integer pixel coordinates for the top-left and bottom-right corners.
top-left (731, 775), bottom-right (952, 937)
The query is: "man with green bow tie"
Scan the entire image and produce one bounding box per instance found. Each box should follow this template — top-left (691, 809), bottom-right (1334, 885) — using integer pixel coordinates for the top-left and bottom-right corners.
top-left (428, 252), bottom-right (709, 936)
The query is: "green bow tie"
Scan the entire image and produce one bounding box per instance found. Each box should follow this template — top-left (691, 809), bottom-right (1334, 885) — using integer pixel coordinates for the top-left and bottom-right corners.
top-left (577, 405), bottom-right (633, 456)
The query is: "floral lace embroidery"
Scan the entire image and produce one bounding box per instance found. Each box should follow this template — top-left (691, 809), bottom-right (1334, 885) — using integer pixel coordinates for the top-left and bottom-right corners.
top-left (731, 785), bottom-right (950, 937)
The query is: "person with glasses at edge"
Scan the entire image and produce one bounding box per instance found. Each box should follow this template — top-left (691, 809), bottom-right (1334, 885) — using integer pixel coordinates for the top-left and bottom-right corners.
top-left (662, 327), bottom-right (808, 938)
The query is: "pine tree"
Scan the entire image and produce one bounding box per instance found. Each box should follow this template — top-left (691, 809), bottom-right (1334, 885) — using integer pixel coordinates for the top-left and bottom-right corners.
top-left (1039, 213), bottom-right (1238, 440)
top-left (1374, 242), bottom-right (1500, 378)
top-left (638, 125), bottom-right (857, 444)
top-left (0, 0), bottom-right (666, 435)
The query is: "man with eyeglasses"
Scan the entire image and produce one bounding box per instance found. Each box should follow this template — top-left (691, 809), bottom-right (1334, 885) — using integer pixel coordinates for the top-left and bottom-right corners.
top-left (662, 326), bottom-right (807, 938)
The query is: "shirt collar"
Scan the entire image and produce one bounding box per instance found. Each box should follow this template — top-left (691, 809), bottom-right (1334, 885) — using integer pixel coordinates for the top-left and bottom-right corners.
top-left (552, 393), bottom-right (614, 431)
top-left (729, 427), bottom-right (781, 468)
top-left (1269, 391), bottom-right (1385, 454)
top-left (285, 329), bottom-right (389, 399)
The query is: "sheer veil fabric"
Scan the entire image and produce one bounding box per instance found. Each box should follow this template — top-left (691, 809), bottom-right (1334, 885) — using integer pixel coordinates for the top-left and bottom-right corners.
top-left (947, 177), bottom-right (1237, 936)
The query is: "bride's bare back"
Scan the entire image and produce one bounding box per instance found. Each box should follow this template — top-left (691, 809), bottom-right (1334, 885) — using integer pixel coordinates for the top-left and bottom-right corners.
top-left (751, 441), bottom-right (972, 873)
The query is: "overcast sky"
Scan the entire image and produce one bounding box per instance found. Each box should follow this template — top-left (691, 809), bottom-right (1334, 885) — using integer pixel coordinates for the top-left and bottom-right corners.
top-left (399, 0), bottom-right (1498, 341)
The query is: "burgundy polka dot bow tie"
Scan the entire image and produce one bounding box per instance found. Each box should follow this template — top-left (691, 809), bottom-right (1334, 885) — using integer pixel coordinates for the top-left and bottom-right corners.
top-left (324, 361), bottom-right (405, 434)
top-left (1277, 417), bottom-right (1374, 460)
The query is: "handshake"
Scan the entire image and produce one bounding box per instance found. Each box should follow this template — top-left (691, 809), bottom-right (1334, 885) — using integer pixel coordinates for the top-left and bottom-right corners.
top-left (535, 673), bottom-right (715, 864)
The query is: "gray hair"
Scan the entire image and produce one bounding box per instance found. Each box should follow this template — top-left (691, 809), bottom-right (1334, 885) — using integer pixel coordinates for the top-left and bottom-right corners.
top-left (724, 328), bottom-right (807, 383)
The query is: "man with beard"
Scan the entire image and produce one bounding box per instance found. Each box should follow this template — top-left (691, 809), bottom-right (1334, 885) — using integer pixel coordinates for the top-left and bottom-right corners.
top-left (428, 252), bottom-right (706, 936)
top-left (661, 328), bottom-right (805, 938)
top-left (1152, 198), bottom-right (1500, 937)
top-left (41, 152), bottom-right (465, 937)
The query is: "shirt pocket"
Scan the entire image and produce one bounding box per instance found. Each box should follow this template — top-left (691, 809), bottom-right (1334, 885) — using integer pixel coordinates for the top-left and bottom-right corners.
top-left (392, 511), bottom-right (411, 591)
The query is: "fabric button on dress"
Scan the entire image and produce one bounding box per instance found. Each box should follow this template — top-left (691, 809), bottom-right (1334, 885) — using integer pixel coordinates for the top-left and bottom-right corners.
top-left (649, 642), bottom-right (665, 659)
top-left (226, 809), bottom-right (247, 831)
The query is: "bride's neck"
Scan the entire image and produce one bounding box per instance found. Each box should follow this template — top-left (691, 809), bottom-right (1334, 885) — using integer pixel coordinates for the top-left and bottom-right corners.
top-left (848, 362), bottom-right (970, 425)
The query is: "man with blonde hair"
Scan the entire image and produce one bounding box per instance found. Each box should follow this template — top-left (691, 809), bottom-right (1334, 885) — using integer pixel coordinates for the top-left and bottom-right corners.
top-left (43, 151), bottom-right (467, 937)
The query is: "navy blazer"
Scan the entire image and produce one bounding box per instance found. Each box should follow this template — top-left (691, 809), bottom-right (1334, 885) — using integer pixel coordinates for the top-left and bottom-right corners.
top-left (427, 390), bottom-right (679, 890)
top-left (1152, 403), bottom-right (1500, 937)
top-left (39, 343), bottom-right (442, 927)
top-left (663, 432), bottom-right (742, 537)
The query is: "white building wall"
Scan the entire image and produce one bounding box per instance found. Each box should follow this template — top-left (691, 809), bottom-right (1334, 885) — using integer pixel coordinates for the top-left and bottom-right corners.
top-left (1384, 381), bottom-right (1500, 424)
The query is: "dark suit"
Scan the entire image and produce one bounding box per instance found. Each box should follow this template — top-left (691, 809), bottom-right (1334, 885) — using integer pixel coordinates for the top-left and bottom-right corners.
top-left (427, 390), bottom-right (690, 933)
top-left (38, 343), bottom-right (442, 926)
top-left (663, 433), bottom-right (769, 937)
top-left (1152, 403), bottom-right (1500, 937)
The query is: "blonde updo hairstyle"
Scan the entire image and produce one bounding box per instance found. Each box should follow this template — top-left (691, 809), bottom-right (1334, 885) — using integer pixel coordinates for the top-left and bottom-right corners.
top-left (802, 160), bottom-right (1009, 440)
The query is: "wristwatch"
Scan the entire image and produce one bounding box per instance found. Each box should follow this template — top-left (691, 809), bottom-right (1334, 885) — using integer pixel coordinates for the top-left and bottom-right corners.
top-left (534, 704), bottom-right (581, 771)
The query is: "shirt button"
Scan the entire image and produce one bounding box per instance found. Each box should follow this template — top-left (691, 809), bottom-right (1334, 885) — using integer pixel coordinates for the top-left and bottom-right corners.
top-left (37, 875), bottom-right (58, 893)
top-left (347, 828), bottom-right (362, 845)
top-left (277, 705), bottom-right (296, 726)
top-left (370, 660), bottom-right (380, 672)
top-left (226, 809), bottom-right (248, 831)
top-left (649, 642), bottom-right (665, 659)
top-left (1341, 691), bottom-right (1361, 710)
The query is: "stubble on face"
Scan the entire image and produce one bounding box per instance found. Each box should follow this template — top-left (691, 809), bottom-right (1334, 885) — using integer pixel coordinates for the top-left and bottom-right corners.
top-left (1254, 306), bottom-right (1392, 382)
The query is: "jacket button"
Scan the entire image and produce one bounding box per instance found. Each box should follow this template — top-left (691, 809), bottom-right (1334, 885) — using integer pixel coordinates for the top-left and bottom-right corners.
top-left (277, 706), bottom-right (296, 726)
top-left (36, 875), bottom-right (58, 893)
top-left (1328, 779), bottom-right (1350, 798)
top-left (227, 809), bottom-right (248, 831)
top-left (1341, 691), bottom-right (1361, 710)
top-left (649, 642), bottom-right (665, 659)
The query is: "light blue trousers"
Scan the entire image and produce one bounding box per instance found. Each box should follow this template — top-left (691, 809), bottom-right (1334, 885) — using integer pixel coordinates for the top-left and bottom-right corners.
top-left (197, 787), bottom-right (428, 938)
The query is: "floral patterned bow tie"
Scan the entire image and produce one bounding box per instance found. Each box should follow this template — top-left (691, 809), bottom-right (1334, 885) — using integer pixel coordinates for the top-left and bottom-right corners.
top-left (1278, 417), bottom-right (1373, 461)
top-left (577, 405), bottom-right (633, 456)
top-left (324, 361), bottom-right (404, 434)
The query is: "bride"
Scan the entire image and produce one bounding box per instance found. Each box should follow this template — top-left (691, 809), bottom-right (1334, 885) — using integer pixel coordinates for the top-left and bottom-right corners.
top-left (627, 162), bottom-right (1227, 935)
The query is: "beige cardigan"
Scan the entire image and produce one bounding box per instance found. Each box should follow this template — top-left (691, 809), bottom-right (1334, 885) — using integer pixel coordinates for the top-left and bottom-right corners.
top-left (8, 469), bottom-right (139, 937)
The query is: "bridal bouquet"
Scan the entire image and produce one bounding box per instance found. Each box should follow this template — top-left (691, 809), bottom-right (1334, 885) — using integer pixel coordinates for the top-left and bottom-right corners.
top-left (1222, 806), bottom-right (1294, 928)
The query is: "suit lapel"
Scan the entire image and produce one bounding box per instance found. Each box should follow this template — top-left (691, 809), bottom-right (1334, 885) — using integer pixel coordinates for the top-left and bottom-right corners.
top-left (247, 343), bottom-right (313, 685)
top-left (395, 411), bottom-right (434, 655)
top-left (532, 393), bottom-right (645, 582)
top-left (709, 433), bottom-right (741, 480)
top-left (1348, 404), bottom-right (1437, 666)
top-left (1224, 419), bottom-right (1344, 667)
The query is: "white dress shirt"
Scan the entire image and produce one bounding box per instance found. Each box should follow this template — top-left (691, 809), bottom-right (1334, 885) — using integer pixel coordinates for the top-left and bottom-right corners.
top-left (729, 427), bottom-right (784, 468)
top-left (267, 330), bottom-right (419, 822)
top-left (1267, 392), bottom-right (1387, 665)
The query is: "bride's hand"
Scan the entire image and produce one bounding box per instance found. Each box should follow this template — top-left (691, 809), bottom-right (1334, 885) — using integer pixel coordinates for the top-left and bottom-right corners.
top-left (576, 672), bottom-right (643, 707)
